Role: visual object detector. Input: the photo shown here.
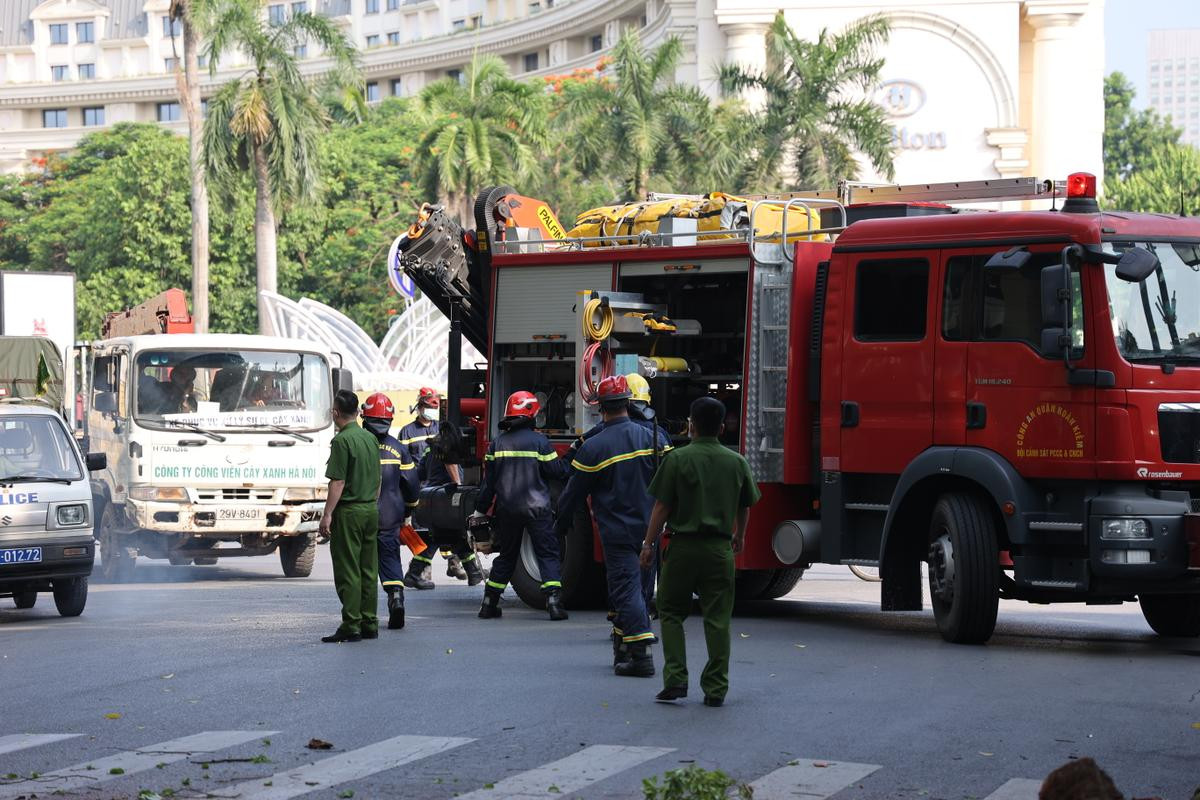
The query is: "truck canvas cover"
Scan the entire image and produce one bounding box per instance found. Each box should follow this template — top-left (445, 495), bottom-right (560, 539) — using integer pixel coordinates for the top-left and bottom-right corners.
top-left (0, 337), bottom-right (64, 408)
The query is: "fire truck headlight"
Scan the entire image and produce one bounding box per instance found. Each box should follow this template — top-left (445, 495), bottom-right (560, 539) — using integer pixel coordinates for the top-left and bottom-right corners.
top-left (1101, 518), bottom-right (1149, 540)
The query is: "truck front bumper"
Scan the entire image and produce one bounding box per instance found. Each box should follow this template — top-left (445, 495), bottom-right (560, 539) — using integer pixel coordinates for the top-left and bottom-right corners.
top-left (126, 500), bottom-right (323, 536)
top-left (1087, 491), bottom-right (1200, 586)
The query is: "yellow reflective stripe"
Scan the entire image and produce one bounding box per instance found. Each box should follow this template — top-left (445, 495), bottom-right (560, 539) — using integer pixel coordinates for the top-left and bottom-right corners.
top-left (380, 459), bottom-right (412, 467)
top-left (405, 501), bottom-right (418, 507)
top-left (412, 554), bottom-right (432, 563)
top-left (540, 580), bottom-right (562, 589)
top-left (400, 434), bottom-right (435, 445)
top-left (572, 448), bottom-right (656, 473)
top-left (661, 445), bottom-right (674, 452)
top-left (486, 580), bottom-right (507, 590)
top-left (381, 580), bottom-right (405, 586)
top-left (622, 632), bottom-right (656, 643)
top-left (487, 450), bottom-right (556, 459)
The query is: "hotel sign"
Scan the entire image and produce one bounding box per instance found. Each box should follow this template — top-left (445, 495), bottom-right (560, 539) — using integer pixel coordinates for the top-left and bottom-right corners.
top-left (876, 79), bottom-right (947, 152)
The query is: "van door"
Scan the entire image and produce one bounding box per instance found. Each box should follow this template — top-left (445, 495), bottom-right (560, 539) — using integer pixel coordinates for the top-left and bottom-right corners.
top-left (88, 348), bottom-right (129, 499)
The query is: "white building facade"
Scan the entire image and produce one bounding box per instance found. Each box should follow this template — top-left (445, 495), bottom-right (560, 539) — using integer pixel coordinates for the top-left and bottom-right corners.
top-left (0, 0), bottom-right (1105, 187)
top-left (1146, 29), bottom-right (1200, 149)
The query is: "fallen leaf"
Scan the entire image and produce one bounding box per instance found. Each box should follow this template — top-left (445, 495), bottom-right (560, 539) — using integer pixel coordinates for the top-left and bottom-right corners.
top-left (739, 633), bottom-right (750, 638)
top-left (307, 738), bottom-right (334, 750)
top-left (979, 752), bottom-right (994, 757)
top-left (794, 644), bottom-right (806, 649)
top-left (813, 761), bottom-right (829, 768)
top-left (446, 648), bottom-right (453, 655)
top-left (338, 791), bottom-right (354, 798)
top-left (293, 689), bottom-right (301, 695)
top-left (161, 674), bottom-right (174, 680)
top-left (109, 767), bottom-right (125, 775)
top-left (104, 713), bottom-right (121, 720)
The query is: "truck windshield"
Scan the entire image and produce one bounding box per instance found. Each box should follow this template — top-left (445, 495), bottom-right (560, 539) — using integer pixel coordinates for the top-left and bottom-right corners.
top-left (133, 349), bottom-right (332, 432)
top-left (0, 415), bottom-right (82, 482)
top-left (1105, 241), bottom-right (1200, 364)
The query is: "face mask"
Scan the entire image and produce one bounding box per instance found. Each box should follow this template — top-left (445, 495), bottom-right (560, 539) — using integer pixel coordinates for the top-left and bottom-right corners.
top-left (363, 417), bottom-right (392, 437)
top-left (422, 407), bottom-right (439, 422)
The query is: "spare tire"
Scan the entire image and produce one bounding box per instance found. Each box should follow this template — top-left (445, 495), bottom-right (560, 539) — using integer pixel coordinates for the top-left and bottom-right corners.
top-left (511, 510), bottom-right (606, 610)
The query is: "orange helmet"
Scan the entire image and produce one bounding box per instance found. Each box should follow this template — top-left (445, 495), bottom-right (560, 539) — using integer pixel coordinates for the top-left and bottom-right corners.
top-left (416, 387), bottom-right (440, 409)
top-left (596, 374), bottom-right (632, 403)
top-left (504, 391), bottom-right (540, 420)
top-left (361, 392), bottom-right (395, 419)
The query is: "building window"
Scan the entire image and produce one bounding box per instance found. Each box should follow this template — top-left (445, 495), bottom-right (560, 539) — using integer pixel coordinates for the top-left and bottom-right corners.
top-left (76, 21), bottom-right (94, 43)
top-left (51, 65), bottom-right (69, 82)
top-left (387, 31), bottom-right (400, 44)
top-left (471, 14), bottom-right (482, 27)
top-left (49, 23), bottom-right (68, 44)
top-left (387, 0), bottom-right (400, 8)
top-left (294, 44), bottom-right (308, 58)
top-left (366, 82), bottom-right (380, 102)
top-left (365, 0), bottom-right (379, 13)
top-left (269, 4), bottom-right (286, 25)
top-left (523, 52), bottom-right (538, 72)
top-left (198, 54), bottom-right (209, 68)
top-left (78, 63), bottom-right (96, 79)
top-left (163, 16), bottom-right (182, 37)
top-left (165, 57), bottom-right (179, 72)
top-left (291, 1), bottom-right (308, 14)
top-left (854, 259), bottom-right (929, 341)
top-left (529, 2), bottom-right (541, 12)
top-left (390, 78), bottom-right (403, 96)
top-left (83, 106), bottom-right (105, 127)
top-left (452, 18), bottom-right (466, 31)
top-left (365, 34), bottom-right (380, 47)
top-left (43, 109), bottom-right (68, 128)
top-left (590, 34), bottom-right (602, 52)
top-left (446, 68), bottom-right (463, 83)
top-left (157, 102), bottom-right (182, 122)
top-left (1150, 61), bottom-right (1159, 72)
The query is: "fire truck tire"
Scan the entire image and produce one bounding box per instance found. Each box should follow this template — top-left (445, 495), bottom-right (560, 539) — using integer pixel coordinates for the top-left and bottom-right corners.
top-left (98, 504), bottom-right (136, 583)
top-left (761, 567), bottom-right (807, 599)
top-left (511, 511), bottom-right (606, 610)
top-left (280, 534), bottom-right (316, 578)
top-left (193, 556), bottom-right (219, 566)
top-left (1138, 594), bottom-right (1200, 637)
top-left (734, 570), bottom-right (775, 604)
top-left (52, 577), bottom-right (87, 617)
top-left (927, 493), bottom-right (999, 644)
top-left (13, 589), bottom-right (36, 609)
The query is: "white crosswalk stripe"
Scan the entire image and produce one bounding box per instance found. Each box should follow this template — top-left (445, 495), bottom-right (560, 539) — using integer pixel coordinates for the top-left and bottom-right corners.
top-left (456, 744), bottom-right (675, 800)
top-left (0, 733), bottom-right (81, 757)
top-left (0, 730), bottom-right (273, 800)
top-left (220, 734), bottom-right (473, 800)
top-left (749, 758), bottom-right (881, 799)
top-left (982, 778), bottom-right (1043, 800)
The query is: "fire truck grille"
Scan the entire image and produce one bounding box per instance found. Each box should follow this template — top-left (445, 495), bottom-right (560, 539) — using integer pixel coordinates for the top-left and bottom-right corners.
top-left (1157, 404), bottom-right (1200, 464)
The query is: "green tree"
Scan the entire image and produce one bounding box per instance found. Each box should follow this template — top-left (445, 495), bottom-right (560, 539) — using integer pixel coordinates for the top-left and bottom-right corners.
top-left (719, 12), bottom-right (894, 190)
top-left (203, 0), bottom-right (361, 333)
top-left (1105, 141), bottom-right (1200, 216)
top-left (412, 55), bottom-right (548, 222)
top-left (1103, 71), bottom-right (1181, 181)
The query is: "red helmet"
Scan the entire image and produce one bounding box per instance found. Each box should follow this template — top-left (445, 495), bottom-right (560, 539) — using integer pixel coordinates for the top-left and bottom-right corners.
top-left (596, 374), bottom-right (632, 403)
top-left (504, 391), bottom-right (540, 419)
top-left (416, 387), bottom-right (440, 409)
top-left (361, 392), bottom-right (395, 419)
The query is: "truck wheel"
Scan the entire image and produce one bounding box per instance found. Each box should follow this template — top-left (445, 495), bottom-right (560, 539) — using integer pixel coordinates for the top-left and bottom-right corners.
top-left (512, 511), bottom-right (606, 610)
top-left (734, 570), bottom-right (775, 605)
top-left (98, 504), bottom-right (136, 582)
top-left (761, 567), bottom-right (807, 599)
top-left (192, 556), bottom-right (219, 566)
top-left (1139, 594), bottom-right (1200, 637)
top-left (52, 577), bottom-right (87, 617)
top-left (13, 589), bottom-right (36, 609)
top-left (167, 555), bottom-right (193, 566)
top-left (927, 493), bottom-right (1000, 644)
top-left (279, 534), bottom-right (316, 578)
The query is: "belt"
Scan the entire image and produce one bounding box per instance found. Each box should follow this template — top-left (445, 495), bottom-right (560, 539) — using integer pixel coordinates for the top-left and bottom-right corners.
top-left (666, 528), bottom-right (731, 540)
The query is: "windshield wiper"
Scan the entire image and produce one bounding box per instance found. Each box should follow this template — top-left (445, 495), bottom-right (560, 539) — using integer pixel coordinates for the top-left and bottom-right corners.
top-left (0, 475), bottom-right (72, 484)
top-left (234, 423), bottom-right (313, 442)
top-left (165, 421), bottom-right (227, 442)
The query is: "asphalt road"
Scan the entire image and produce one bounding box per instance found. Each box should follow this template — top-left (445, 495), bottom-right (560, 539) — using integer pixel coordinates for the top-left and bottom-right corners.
top-left (1, 550), bottom-right (1197, 800)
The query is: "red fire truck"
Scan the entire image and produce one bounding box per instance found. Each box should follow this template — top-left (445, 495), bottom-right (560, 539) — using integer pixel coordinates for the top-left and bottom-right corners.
top-left (394, 175), bottom-right (1200, 644)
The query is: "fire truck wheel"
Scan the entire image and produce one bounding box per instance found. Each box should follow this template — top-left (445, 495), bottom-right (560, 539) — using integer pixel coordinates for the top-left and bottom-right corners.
top-left (98, 504), bottom-right (136, 583)
top-left (279, 534), bottom-right (316, 578)
top-left (761, 567), bottom-right (806, 599)
top-left (734, 570), bottom-right (775, 605)
top-left (13, 589), bottom-right (36, 609)
top-left (511, 511), bottom-right (606, 610)
top-left (927, 493), bottom-right (1000, 644)
top-left (1138, 594), bottom-right (1200, 637)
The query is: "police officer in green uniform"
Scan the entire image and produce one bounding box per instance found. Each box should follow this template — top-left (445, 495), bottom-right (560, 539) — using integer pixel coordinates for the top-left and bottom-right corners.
top-left (642, 396), bottom-right (761, 705)
top-left (319, 390), bottom-right (383, 643)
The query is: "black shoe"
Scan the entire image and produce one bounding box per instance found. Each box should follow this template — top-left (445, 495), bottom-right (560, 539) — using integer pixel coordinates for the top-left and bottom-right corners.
top-left (321, 630), bottom-right (361, 643)
top-left (611, 632), bottom-right (626, 668)
top-left (702, 696), bottom-right (724, 707)
top-left (479, 589), bottom-right (502, 619)
top-left (463, 557), bottom-right (485, 587)
top-left (360, 627), bottom-right (379, 640)
top-left (447, 555), bottom-right (468, 580)
top-left (403, 564), bottom-right (435, 590)
top-left (614, 642), bottom-right (655, 677)
top-left (648, 598), bottom-right (659, 620)
top-left (546, 590), bottom-right (568, 621)
top-left (655, 686), bottom-right (687, 703)
top-left (386, 589), bottom-right (405, 630)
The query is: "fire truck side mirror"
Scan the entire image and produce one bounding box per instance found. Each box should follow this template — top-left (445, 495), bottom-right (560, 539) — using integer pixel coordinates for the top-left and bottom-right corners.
top-left (1040, 264), bottom-right (1068, 331)
top-left (331, 368), bottom-right (353, 394)
top-left (1114, 247), bottom-right (1159, 283)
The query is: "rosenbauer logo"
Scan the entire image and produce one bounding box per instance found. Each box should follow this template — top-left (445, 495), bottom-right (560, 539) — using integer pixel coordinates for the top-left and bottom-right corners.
top-left (1137, 467), bottom-right (1184, 479)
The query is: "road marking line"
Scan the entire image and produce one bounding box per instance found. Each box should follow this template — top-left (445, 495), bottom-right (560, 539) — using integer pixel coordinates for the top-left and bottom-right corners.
top-left (982, 778), bottom-right (1043, 800)
top-left (456, 744), bottom-right (675, 799)
top-left (0, 734), bottom-right (81, 756)
top-left (749, 758), bottom-right (881, 799)
top-left (0, 730), bottom-right (273, 800)
top-left (221, 735), bottom-right (473, 800)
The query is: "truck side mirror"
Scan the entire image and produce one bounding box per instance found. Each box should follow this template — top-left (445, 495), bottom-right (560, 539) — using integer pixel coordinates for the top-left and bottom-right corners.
top-left (1040, 264), bottom-right (1067, 329)
top-left (331, 368), bottom-right (353, 393)
top-left (1040, 328), bottom-right (1067, 360)
top-left (1114, 247), bottom-right (1159, 283)
top-left (93, 391), bottom-right (117, 414)
top-left (86, 452), bottom-right (107, 471)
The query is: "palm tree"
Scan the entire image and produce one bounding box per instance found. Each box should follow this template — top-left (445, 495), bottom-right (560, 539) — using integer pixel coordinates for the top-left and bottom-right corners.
top-left (202, 0), bottom-right (361, 333)
top-left (412, 56), bottom-right (548, 223)
top-left (720, 12), bottom-right (895, 191)
top-left (168, 0), bottom-right (214, 333)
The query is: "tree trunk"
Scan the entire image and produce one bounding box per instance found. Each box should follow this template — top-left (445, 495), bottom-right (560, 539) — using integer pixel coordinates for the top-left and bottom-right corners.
top-left (251, 144), bottom-right (278, 334)
top-left (177, 1), bottom-right (210, 333)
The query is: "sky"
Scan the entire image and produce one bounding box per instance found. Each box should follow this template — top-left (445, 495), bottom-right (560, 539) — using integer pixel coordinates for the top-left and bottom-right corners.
top-left (1106, 0), bottom-right (1200, 107)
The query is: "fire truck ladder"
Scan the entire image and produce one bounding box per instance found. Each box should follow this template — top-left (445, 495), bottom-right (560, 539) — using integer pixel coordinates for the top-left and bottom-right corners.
top-left (744, 175), bottom-right (1068, 206)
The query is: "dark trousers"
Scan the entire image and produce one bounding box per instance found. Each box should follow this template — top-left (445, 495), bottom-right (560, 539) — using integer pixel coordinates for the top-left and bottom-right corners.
top-left (377, 527), bottom-right (405, 588)
top-left (411, 528), bottom-right (473, 565)
top-left (658, 535), bottom-right (735, 699)
top-left (487, 510), bottom-right (561, 593)
top-left (599, 524), bottom-right (653, 643)
top-left (330, 503), bottom-right (380, 634)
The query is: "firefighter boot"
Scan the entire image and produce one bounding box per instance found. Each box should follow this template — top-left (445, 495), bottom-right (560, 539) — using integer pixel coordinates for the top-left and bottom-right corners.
top-left (614, 642), bottom-right (655, 678)
top-left (463, 555), bottom-right (485, 587)
top-left (478, 587), bottom-right (503, 619)
top-left (403, 559), bottom-right (435, 590)
top-left (446, 555), bottom-right (468, 580)
top-left (386, 587), bottom-right (405, 630)
top-left (611, 632), bottom-right (627, 668)
top-left (546, 590), bottom-right (569, 621)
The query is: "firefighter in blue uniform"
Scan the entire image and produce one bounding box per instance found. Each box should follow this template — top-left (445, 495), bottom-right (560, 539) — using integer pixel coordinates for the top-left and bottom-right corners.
top-left (399, 387), bottom-right (466, 586)
top-left (360, 392), bottom-right (420, 630)
top-left (419, 431), bottom-right (486, 585)
top-left (557, 375), bottom-right (671, 677)
top-left (471, 390), bottom-right (569, 621)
